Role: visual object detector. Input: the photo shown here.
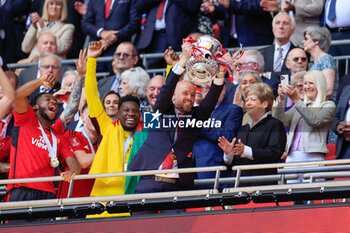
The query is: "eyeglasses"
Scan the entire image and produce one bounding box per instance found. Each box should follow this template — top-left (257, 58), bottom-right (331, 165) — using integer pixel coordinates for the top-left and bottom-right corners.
top-left (113, 53), bottom-right (135, 59)
top-left (234, 62), bottom-right (255, 69)
top-left (40, 65), bottom-right (61, 70)
top-left (292, 57), bottom-right (307, 62)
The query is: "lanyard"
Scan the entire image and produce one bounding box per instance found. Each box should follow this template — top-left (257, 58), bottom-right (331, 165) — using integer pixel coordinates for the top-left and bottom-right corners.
top-left (123, 133), bottom-right (134, 165)
top-left (0, 112), bottom-right (12, 139)
top-left (38, 121), bottom-right (57, 162)
top-left (82, 130), bottom-right (95, 154)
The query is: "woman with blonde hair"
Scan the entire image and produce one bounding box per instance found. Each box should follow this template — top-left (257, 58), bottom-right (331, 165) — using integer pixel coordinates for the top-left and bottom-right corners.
top-left (275, 70), bottom-right (336, 181)
top-left (22, 0), bottom-right (74, 58)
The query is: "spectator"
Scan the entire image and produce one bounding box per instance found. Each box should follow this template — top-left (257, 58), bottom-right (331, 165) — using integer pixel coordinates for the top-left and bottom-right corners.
top-left (135, 0), bottom-right (202, 68)
top-left (53, 70), bottom-right (78, 102)
top-left (323, 0), bottom-right (350, 79)
top-left (303, 26), bottom-right (336, 100)
top-left (282, 71), bottom-right (307, 111)
top-left (7, 51), bottom-right (86, 201)
top-left (145, 75), bottom-right (165, 111)
top-left (81, 0), bottom-right (140, 72)
top-left (74, 1), bottom-right (87, 16)
top-left (332, 81), bottom-right (350, 159)
top-left (234, 70), bottom-right (262, 107)
top-left (53, 70), bottom-right (82, 130)
top-left (285, 48), bottom-right (309, 76)
top-left (101, 91), bottom-right (120, 121)
top-left (219, 83), bottom-right (286, 186)
top-left (260, 12), bottom-right (296, 82)
top-left (65, 0), bottom-right (85, 59)
top-left (16, 32), bottom-right (58, 76)
top-left (22, 0), bottom-right (74, 59)
top-left (18, 32), bottom-right (74, 88)
top-left (232, 70), bottom-right (262, 125)
top-left (119, 67), bottom-right (150, 98)
top-left (0, 6), bottom-right (16, 67)
top-left (192, 82), bottom-right (243, 187)
top-left (275, 70), bottom-right (336, 182)
top-left (119, 67), bottom-right (150, 111)
top-left (20, 54), bottom-right (63, 102)
top-left (98, 42), bottom-right (139, 100)
top-left (234, 50), bottom-right (279, 96)
top-left (128, 42), bottom-right (224, 197)
top-left (218, 0), bottom-right (274, 46)
top-left (260, 0), bottom-right (325, 47)
top-left (85, 41), bottom-right (142, 218)
top-left (1, 0), bottom-right (32, 61)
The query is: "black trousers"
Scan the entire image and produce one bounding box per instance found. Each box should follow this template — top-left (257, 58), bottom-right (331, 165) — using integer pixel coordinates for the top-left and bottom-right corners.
top-left (9, 187), bottom-right (56, 202)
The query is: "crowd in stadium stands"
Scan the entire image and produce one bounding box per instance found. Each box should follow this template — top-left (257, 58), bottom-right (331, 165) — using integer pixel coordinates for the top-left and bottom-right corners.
top-left (1, 0), bottom-right (350, 210)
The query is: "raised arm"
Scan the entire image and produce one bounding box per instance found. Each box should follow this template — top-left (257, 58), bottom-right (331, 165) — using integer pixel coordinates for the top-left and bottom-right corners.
top-left (0, 67), bottom-right (15, 120)
top-left (85, 41), bottom-right (112, 135)
top-left (60, 49), bottom-right (86, 130)
top-left (154, 42), bottom-right (192, 112)
top-left (14, 74), bottom-right (56, 114)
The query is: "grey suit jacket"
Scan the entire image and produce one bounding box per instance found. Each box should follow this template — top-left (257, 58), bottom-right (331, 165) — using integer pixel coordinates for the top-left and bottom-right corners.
top-left (18, 65), bottom-right (73, 86)
top-left (275, 99), bottom-right (335, 154)
top-left (260, 43), bottom-right (296, 83)
top-left (97, 75), bottom-right (116, 101)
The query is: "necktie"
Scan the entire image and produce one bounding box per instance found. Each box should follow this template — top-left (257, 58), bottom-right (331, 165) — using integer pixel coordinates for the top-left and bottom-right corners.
top-left (162, 150), bottom-right (175, 170)
top-left (105, 0), bottom-right (112, 19)
top-left (327, 0), bottom-right (337, 21)
top-left (156, 0), bottom-right (166, 20)
top-left (274, 47), bottom-right (283, 72)
top-left (162, 113), bottom-right (182, 170)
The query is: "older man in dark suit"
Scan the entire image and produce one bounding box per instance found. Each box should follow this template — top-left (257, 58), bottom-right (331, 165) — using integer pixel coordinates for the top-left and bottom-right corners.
top-left (128, 42), bottom-right (225, 193)
top-left (260, 12), bottom-right (297, 83)
top-left (21, 54), bottom-right (62, 102)
top-left (97, 41), bottom-right (139, 101)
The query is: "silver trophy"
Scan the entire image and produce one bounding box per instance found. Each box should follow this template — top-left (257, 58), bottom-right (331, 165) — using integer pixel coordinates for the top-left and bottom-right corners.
top-left (186, 35), bottom-right (222, 86)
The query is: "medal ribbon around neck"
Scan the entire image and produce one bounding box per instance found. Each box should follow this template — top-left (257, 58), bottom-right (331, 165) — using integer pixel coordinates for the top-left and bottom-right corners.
top-left (123, 133), bottom-right (134, 171)
top-left (38, 121), bottom-right (58, 167)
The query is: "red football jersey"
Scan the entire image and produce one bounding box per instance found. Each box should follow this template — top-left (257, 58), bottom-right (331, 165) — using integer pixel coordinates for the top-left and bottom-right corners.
top-left (8, 107), bottom-right (74, 194)
top-left (58, 130), bottom-right (96, 198)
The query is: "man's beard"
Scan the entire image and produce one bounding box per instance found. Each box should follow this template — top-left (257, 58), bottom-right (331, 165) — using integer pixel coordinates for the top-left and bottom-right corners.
top-left (39, 107), bottom-right (54, 122)
top-left (121, 124), bottom-right (137, 132)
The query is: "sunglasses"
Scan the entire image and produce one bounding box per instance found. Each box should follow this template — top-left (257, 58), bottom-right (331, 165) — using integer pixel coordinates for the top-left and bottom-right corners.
top-left (292, 57), bottom-right (307, 62)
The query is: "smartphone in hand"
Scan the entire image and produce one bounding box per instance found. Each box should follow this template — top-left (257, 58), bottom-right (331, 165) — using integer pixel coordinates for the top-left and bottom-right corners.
top-left (280, 74), bottom-right (289, 88)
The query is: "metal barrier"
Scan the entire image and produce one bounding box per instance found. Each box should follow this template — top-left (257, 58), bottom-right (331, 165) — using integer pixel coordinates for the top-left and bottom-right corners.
top-left (2, 159), bottom-right (350, 219)
top-left (7, 39), bottom-right (350, 77)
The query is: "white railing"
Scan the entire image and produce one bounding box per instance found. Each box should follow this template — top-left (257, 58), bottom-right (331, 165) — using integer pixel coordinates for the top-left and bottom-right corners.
top-left (2, 159), bottom-right (350, 210)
